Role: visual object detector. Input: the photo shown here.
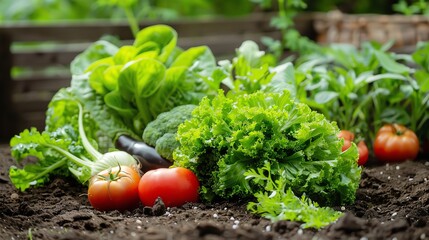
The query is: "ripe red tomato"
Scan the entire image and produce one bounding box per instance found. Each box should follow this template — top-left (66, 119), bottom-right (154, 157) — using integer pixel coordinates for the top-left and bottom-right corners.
top-left (337, 130), bottom-right (355, 142)
top-left (338, 130), bottom-right (368, 166)
top-left (337, 130), bottom-right (355, 152)
top-left (138, 167), bottom-right (199, 207)
top-left (357, 140), bottom-right (369, 166)
top-left (88, 165), bottom-right (141, 211)
top-left (341, 139), bottom-right (352, 152)
top-left (373, 124), bottom-right (419, 162)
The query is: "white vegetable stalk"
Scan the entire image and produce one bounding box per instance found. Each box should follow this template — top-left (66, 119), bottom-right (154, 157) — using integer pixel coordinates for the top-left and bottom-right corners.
top-left (44, 102), bottom-right (138, 179)
top-left (76, 103), bottom-right (138, 175)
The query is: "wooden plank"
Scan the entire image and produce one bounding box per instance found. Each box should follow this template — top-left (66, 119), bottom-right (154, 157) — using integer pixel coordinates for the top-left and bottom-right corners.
top-left (164, 13), bottom-right (276, 37)
top-left (7, 12), bottom-right (312, 69)
top-left (1, 22), bottom-right (134, 43)
top-left (179, 31), bottom-right (282, 56)
top-left (12, 92), bottom-right (53, 112)
top-left (15, 112), bottom-right (46, 133)
top-left (0, 12), bottom-right (276, 42)
top-left (13, 74), bottom-right (71, 93)
top-left (13, 45), bottom-right (86, 68)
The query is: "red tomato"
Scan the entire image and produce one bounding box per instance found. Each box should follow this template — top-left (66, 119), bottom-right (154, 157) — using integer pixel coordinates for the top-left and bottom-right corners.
top-left (373, 124), bottom-right (419, 162)
top-left (341, 139), bottom-right (353, 152)
top-left (138, 167), bottom-right (199, 207)
top-left (338, 130), bottom-right (368, 165)
top-left (88, 165), bottom-right (141, 211)
top-left (357, 140), bottom-right (369, 166)
top-left (337, 130), bottom-right (355, 142)
top-left (337, 130), bottom-right (355, 152)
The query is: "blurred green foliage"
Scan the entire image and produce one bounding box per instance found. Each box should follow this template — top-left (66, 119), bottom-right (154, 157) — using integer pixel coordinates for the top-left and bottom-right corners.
top-left (0, 0), bottom-right (122, 22)
top-left (0, 0), bottom-right (256, 23)
top-left (1, 0), bottom-right (421, 24)
top-left (393, 0), bottom-right (429, 16)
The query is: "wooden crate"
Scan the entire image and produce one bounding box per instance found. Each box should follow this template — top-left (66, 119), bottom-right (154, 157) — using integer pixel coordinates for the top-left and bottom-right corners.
top-left (0, 13), bottom-right (315, 142)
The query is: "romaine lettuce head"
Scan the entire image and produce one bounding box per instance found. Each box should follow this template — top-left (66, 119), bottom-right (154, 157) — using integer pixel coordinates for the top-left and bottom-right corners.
top-left (80, 25), bottom-right (220, 136)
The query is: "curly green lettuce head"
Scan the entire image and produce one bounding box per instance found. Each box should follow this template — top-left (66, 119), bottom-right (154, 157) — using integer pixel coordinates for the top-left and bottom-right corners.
top-left (173, 90), bottom-right (361, 204)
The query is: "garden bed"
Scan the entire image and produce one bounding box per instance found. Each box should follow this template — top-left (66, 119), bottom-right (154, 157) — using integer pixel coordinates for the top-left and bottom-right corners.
top-left (1, 145), bottom-right (428, 240)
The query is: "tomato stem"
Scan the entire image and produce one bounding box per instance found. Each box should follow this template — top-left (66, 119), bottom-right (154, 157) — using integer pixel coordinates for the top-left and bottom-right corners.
top-left (109, 165), bottom-right (121, 181)
top-left (97, 164), bottom-right (133, 182)
top-left (392, 124), bottom-right (404, 136)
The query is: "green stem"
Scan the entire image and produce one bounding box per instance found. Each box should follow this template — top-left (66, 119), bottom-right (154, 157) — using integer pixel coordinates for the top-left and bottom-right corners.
top-left (417, 93), bottom-right (429, 130)
top-left (47, 143), bottom-right (93, 167)
top-left (77, 103), bottom-right (103, 160)
top-left (410, 93), bottom-right (418, 131)
top-left (27, 158), bottom-right (67, 183)
top-left (372, 90), bottom-right (382, 131)
top-left (412, 90), bottom-right (429, 131)
top-left (136, 99), bottom-right (153, 128)
top-left (124, 7), bottom-right (139, 37)
top-left (278, 0), bottom-right (286, 19)
top-left (27, 228), bottom-right (33, 240)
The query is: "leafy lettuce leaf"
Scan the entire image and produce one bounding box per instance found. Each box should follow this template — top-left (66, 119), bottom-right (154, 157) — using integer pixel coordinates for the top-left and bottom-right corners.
top-left (246, 161), bottom-right (343, 229)
top-left (70, 40), bottom-right (119, 75)
top-left (9, 123), bottom-right (92, 191)
top-left (134, 24), bottom-right (177, 63)
top-left (214, 40), bottom-right (298, 96)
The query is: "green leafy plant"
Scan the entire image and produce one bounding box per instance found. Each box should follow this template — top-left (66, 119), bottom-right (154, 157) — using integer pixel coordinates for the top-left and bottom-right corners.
top-left (256, 0), bottom-right (321, 59)
top-left (0, 0), bottom-right (121, 22)
top-left (82, 24), bottom-right (220, 136)
top-left (410, 42), bottom-right (429, 136)
top-left (393, 0), bottom-right (429, 16)
top-left (9, 98), bottom-right (138, 191)
top-left (215, 40), bottom-right (298, 96)
top-left (96, 0), bottom-right (140, 36)
top-left (8, 24), bottom-right (225, 191)
top-left (1, 0), bottom-right (258, 24)
top-left (293, 41), bottom-right (429, 147)
top-left (173, 90), bottom-right (361, 227)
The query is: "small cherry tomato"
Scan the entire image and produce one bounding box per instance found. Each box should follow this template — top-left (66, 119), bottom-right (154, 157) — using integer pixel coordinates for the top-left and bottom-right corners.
top-left (88, 165), bottom-right (141, 211)
top-left (337, 130), bottom-right (355, 142)
top-left (341, 139), bottom-right (353, 152)
top-left (338, 130), bottom-right (368, 165)
top-left (357, 140), bottom-right (369, 166)
top-left (337, 130), bottom-right (355, 152)
top-left (138, 167), bottom-right (199, 207)
top-left (373, 124), bottom-right (419, 162)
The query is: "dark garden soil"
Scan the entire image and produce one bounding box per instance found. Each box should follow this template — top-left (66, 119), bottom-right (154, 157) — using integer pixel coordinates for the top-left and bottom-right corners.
top-left (1, 144), bottom-right (428, 240)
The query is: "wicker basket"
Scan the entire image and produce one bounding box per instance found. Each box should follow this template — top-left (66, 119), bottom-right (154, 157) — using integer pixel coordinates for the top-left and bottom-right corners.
top-left (313, 11), bottom-right (429, 52)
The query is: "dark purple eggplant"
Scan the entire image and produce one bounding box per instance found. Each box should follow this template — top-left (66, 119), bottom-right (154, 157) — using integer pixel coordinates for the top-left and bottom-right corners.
top-left (115, 135), bottom-right (172, 171)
